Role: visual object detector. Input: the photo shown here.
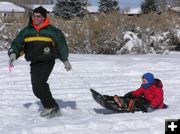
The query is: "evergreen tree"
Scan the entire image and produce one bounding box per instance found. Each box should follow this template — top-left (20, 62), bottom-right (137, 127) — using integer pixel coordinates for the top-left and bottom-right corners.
top-left (53, 0), bottom-right (87, 19)
top-left (99, 0), bottom-right (119, 13)
top-left (141, 0), bottom-right (158, 14)
top-left (156, 0), bottom-right (167, 10)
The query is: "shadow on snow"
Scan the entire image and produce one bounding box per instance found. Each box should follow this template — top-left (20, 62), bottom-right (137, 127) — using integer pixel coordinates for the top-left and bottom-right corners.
top-left (23, 99), bottom-right (77, 111)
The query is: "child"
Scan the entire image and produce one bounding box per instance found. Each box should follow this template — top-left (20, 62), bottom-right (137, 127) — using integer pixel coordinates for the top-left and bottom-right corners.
top-left (105, 72), bottom-right (168, 112)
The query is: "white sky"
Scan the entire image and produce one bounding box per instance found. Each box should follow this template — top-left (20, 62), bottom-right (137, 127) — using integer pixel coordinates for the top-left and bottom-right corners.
top-left (89, 0), bottom-right (143, 9)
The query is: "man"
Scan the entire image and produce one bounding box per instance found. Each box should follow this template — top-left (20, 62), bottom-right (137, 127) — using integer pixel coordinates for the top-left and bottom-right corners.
top-left (8, 6), bottom-right (72, 117)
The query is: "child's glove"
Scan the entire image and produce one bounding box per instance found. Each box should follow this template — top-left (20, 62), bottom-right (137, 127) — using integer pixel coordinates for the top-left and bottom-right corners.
top-left (9, 53), bottom-right (16, 67)
top-left (63, 61), bottom-right (72, 71)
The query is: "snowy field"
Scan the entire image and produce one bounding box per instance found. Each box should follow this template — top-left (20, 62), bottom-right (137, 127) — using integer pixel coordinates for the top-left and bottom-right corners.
top-left (0, 51), bottom-right (180, 134)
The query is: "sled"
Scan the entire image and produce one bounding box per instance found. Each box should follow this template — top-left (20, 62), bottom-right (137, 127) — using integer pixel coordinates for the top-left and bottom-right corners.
top-left (90, 89), bottom-right (128, 113)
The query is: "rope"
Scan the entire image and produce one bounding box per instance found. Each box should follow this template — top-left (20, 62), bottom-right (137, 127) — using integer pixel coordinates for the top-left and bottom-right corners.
top-left (71, 70), bottom-right (93, 89)
top-left (71, 70), bottom-right (96, 110)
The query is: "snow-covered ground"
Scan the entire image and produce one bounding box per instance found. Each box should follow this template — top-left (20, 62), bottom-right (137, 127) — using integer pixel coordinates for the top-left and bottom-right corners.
top-left (1, 51), bottom-right (180, 134)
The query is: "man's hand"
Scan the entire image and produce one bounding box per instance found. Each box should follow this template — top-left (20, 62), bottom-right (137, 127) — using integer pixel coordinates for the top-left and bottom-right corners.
top-left (63, 61), bottom-right (72, 71)
top-left (9, 53), bottom-right (16, 67)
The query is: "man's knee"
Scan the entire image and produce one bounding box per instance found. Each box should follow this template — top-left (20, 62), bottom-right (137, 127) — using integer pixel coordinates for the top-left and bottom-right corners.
top-left (32, 82), bottom-right (47, 98)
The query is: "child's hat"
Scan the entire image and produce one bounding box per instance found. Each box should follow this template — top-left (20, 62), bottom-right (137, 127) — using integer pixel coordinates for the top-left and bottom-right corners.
top-left (142, 72), bottom-right (154, 83)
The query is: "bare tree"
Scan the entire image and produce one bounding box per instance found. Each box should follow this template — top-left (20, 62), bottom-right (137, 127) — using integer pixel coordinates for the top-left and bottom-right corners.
top-left (166, 0), bottom-right (180, 6)
top-left (175, 0), bottom-right (180, 6)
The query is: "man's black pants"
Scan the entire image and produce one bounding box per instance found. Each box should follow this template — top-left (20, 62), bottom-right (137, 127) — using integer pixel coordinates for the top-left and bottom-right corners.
top-left (30, 60), bottom-right (58, 108)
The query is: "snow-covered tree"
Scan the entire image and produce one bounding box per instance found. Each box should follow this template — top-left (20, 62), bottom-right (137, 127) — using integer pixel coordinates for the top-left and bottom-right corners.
top-left (53, 0), bottom-right (87, 19)
top-left (99, 0), bottom-right (119, 13)
top-left (141, 0), bottom-right (158, 14)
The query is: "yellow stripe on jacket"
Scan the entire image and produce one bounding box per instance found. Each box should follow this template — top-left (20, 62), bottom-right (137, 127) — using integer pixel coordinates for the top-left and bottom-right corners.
top-left (24, 37), bottom-right (53, 43)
